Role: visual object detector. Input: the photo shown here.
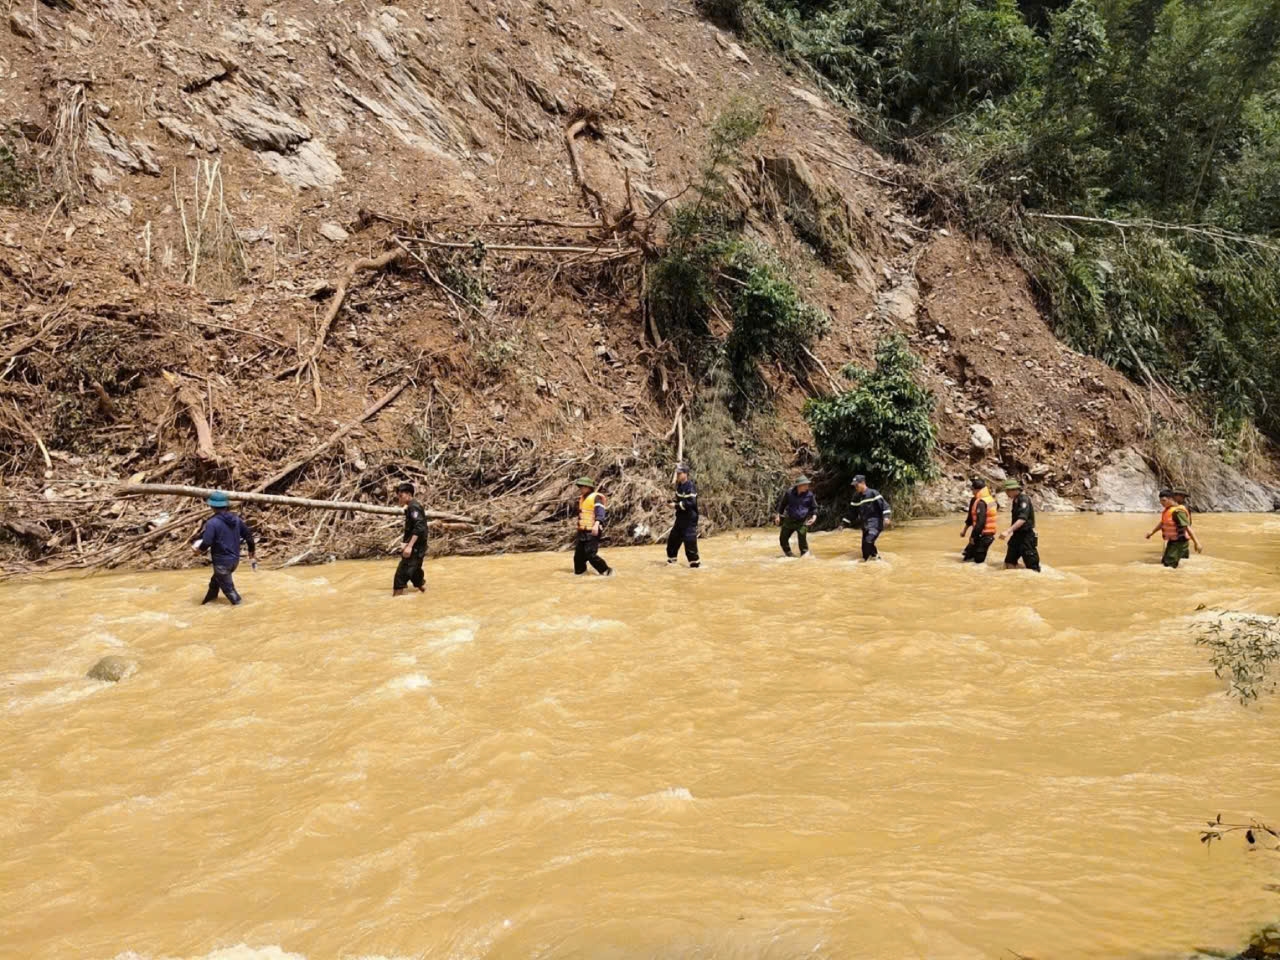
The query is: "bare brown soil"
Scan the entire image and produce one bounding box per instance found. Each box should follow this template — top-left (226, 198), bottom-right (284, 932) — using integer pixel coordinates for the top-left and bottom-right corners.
top-left (0, 0), bottom-right (1174, 573)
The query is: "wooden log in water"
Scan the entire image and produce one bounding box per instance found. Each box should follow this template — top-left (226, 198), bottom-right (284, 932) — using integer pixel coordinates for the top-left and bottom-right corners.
top-left (116, 483), bottom-right (476, 523)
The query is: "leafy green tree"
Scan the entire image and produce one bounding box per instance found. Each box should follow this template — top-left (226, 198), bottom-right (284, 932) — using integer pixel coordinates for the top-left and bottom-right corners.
top-left (803, 336), bottom-right (938, 488)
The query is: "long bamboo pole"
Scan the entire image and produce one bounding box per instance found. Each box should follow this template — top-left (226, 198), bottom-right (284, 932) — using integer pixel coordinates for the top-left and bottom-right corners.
top-left (116, 484), bottom-right (476, 523)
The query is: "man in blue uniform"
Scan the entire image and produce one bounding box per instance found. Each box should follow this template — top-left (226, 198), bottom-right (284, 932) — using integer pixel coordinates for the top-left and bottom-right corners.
top-left (843, 474), bottom-right (891, 560)
top-left (666, 463), bottom-right (700, 568)
top-left (774, 475), bottom-right (817, 557)
top-left (191, 490), bottom-right (256, 605)
top-left (394, 481), bottom-right (428, 596)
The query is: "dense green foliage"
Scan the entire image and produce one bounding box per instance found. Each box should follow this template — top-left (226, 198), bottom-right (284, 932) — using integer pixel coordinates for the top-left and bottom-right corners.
top-left (718, 0), bottom-right (1280, 439)
top-left (803, 335), bottom-right (938, 488)
top-left (647, 102), bottom-right (829, 404)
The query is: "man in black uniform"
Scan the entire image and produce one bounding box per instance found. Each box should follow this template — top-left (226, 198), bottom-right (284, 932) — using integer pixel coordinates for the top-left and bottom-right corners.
top-left (998, 478), bottom-right (1040, 571)
top-left (842, 474), bottom-right (891, 560)
top-left (393, 481), bottom-right (428, 596)
top-left (666, 463), bottom-right (701, 568)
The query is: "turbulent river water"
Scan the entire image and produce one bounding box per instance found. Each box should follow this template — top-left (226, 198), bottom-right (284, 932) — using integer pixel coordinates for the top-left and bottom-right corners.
top-left (4, 514), bottom-right (1280, 960)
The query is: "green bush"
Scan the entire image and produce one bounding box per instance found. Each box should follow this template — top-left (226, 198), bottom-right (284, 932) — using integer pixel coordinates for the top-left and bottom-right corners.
top-left (646, 99), bottom-right (830, 405)
top-left (803, 335), bottom-right (938, 489)
top-left (725, 247), bottom-right (829, 393)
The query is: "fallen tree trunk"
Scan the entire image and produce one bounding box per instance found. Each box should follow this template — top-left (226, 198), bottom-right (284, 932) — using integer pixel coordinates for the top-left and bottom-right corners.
top-left (256, 379), bottom-right (409, 494)
top-left (115, 484), bottom-right (476, 523)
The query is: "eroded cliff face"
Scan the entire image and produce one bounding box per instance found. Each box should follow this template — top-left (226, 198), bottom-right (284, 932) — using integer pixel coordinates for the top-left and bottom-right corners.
top-left (2, 0), bottom-right (1257, 572)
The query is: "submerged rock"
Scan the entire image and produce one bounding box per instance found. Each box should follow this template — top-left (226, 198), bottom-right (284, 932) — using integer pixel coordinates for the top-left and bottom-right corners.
top-left (87, 656), bottom-right (136, 683)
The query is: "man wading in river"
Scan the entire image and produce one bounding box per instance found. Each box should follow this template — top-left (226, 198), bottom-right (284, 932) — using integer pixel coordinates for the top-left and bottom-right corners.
top-left (191, 490), bottom-right (256, 605)
top-left (998, 478), bottom-right (1040, 571)
top-left (774, 475), bottom-right (817, 557)
top-left (842, 474), bottom-right (891, 561)
top-left (393, 481), bottom-right (428, 596)
top-left (573, 477), bottom-right (613, 576)
top-left (1146, 489), bottom-right (1202, 568)
top-left (961, 477), bottom-right (998, 564)
top-left (666, 463), bottom-right (700, 568)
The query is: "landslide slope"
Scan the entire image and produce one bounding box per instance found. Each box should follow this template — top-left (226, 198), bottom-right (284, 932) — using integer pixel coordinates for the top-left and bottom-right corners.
top-left (0, 0), bottom-right (1155, 570)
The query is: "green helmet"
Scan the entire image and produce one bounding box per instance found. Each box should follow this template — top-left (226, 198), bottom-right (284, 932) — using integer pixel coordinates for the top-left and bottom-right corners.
top-left (574, 476), bottom-right (596, 489)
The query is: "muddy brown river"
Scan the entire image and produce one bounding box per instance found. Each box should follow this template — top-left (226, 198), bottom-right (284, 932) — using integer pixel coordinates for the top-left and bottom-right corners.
top-left (3, 514), bottom-right (1280, 960)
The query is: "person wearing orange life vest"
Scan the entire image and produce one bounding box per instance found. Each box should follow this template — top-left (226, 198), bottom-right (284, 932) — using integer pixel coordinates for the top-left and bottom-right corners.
top-left (960, 477), bottom-right (998, 564)
top-left (572, 476), bottom-right (613, 576)
top-left (1145, 489), bottom-right (1201, 568)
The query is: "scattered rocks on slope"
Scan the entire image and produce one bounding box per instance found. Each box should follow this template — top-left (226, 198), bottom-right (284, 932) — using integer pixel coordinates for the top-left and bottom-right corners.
top-left (87, 656), bottom-right (137, 683)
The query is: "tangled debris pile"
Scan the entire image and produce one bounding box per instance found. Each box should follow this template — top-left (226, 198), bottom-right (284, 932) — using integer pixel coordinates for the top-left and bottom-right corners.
top-left (0, 0), bottom-right (1264, 574)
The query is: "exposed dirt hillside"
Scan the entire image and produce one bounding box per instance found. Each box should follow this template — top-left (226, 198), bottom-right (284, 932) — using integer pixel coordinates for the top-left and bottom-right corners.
top-left (0, 0), bottom-right (1235, 572)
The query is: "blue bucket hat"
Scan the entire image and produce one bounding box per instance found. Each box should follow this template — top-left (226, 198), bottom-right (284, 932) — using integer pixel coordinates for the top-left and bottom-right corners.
top-left (206, 490), bottom-right (231, 508)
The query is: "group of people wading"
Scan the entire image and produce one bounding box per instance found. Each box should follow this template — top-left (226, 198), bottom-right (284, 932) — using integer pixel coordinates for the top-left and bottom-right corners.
top-left (186, 468), bottom-right (1205, 604)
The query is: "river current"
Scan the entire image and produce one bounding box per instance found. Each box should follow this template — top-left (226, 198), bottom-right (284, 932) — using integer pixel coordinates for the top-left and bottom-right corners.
top-left (3, 514), bottom-right (1280, 960)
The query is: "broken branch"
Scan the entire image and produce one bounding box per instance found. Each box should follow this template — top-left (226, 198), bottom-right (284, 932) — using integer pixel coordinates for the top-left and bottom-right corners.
top-left (254, 379), bottom-right (410, 494)
top-left (277, 249), bottom-right (405, 380)
top-left (175, 381), bottom-right (217, 463)
top-left (395, 235), bottom-right (637, 258)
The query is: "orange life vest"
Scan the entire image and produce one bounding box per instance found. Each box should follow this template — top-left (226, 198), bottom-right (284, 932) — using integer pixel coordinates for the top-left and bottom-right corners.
top-left (578, 491), bottom-right (602, 531)
top-left (969, 488), bottom-right (998, 536)
top-left (1161, 504), bottom-right (1190, 541)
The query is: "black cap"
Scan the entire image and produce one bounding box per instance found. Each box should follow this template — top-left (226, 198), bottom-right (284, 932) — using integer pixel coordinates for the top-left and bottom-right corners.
top-left (397, 482), bottom-right (415, 495)
top-left (970, 477), bottom-right (985, 490)
top-left (851, 474), bottom-right (866, 485)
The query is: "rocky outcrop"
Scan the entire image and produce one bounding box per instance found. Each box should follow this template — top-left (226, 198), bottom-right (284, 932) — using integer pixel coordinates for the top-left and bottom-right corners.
top-left (1186, 456), bottom-right (1278, 512)
top-left (87, 656), bottom-right (136, 682)
top-left (86, 120), bottom-right (162, 175)
top-left (1092, 447), bottom-right (1160, 512)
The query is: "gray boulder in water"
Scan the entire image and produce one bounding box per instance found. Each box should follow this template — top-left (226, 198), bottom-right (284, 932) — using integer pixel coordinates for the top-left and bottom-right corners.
top-left (87, 656), bottom-right (136, 683)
